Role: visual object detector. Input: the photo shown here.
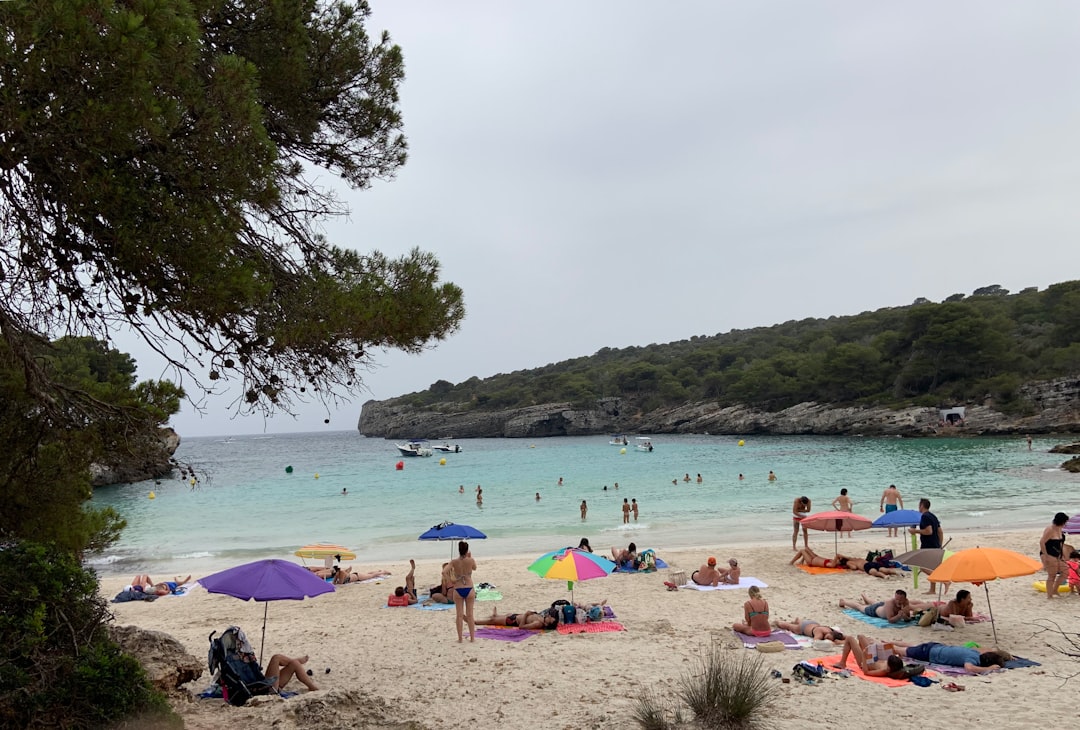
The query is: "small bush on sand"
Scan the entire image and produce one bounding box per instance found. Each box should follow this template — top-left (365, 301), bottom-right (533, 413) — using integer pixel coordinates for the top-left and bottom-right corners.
top-left (631, 690), bottom-right (674, 730)
top-left (679, 645), bottom-right (778, 729)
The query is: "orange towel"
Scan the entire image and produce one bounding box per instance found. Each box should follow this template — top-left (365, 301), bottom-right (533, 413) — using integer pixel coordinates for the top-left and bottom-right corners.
top-left (796, 564), bottom-right (848, 575)
top-left (556, 621), bottom-right (624, 634)
top-left (819, 653), bottom-right (936, 688)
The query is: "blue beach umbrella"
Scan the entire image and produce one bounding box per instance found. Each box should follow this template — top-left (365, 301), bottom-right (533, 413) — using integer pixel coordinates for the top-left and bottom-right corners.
top-left (418, 521), bottom-right (487, 558)
top-left (871, 509), bottom-right (923, 528)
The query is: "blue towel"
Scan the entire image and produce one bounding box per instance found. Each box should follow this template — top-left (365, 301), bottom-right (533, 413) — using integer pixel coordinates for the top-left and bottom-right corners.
top-left (842, 607), bottom-right (916, 628)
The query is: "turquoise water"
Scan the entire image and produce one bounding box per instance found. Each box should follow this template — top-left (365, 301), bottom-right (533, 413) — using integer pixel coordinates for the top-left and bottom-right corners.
top-left (88, 432), bottom-right (1076, 576)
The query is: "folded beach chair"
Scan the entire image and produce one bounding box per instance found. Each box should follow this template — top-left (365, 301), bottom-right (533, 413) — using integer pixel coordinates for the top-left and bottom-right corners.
top-left (207, 626), bottom-right (277, 706)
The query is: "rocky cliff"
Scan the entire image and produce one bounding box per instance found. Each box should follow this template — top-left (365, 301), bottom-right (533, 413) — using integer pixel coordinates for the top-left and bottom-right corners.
top-left (358, 376), bottom-right (1080, 439)
top-left (90, 427), bottom-right (181, 486)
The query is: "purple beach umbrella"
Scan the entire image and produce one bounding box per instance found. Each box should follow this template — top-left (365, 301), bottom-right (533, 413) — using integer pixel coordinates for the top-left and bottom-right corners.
top-left (199, 559), bottom-right (335, 663)
top-left (1064, 513), bottom-right (1080, 535)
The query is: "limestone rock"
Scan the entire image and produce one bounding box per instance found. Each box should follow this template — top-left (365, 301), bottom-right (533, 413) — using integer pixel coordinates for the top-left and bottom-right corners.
top-left (91, 427), bottom-right (181, 487)
top-left (358, 376), bottom-right (1080, 439)
top-left (109, 624), bottom-right (203, 694)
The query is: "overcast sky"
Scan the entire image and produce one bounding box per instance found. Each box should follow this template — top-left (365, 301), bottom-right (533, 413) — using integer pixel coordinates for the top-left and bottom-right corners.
top-left (146, 0), bottom-right (1080, 437)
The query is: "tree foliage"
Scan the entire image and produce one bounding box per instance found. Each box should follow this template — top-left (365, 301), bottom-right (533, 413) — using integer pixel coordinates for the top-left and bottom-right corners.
top-left (0, 0), bottom-right (464, 424)
top-left (395, 282), bottom-right (1080, 413)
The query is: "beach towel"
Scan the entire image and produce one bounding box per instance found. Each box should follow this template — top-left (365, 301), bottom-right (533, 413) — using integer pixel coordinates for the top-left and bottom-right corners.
top-left (819, 653), bottom-right (936, 688)
top-left (412, 602), bottom-right (452, 611)
top-left (842, 607), bottom-right (916, 628)
top-left (475, 627), bottom-right (537, 642)
top-left (796, 564), bottom-right (848, 575)
top-left (682, 577), bottom-right (768, 591)
top-left (734, 630), bottom-right (802, 649)
top-left (475, 588), bottom-right (503, 601)
top-left (556, 621), bottom-right (624, 634)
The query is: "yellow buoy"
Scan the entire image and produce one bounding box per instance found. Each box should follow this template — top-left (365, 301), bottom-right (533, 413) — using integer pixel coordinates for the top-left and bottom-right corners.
top-left (737, 440), bottom-right (745, 446)
top-left (314, 473), bottom-right (319, 479)
top-left (439, 458), bottom-right (447, 465)
top-left (620, 448), bottom-right (627, 454)
top-left (148, 491), bottom-right (156, 499)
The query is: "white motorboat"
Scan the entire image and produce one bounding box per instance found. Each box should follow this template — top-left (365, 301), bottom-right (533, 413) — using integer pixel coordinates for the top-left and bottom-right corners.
top-left (432, 443), bottom-right (462, 453)
top-left (635, 436), bottom-right (654, 452)
top-left (608, 434), bottom-right (629, 446)
top-left (396, 440), bottom-right (433, 457)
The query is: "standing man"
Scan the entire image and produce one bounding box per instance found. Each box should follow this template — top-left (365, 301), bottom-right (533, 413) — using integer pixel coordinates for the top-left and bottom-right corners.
top-left (622, 498), bottom-right (631, 524)
top-left (909, 498), bottom-right (947, 596)
top-left (632, 498), bottom-right (639, 522)
top-left (879, 484), bottom-right (904, 538)
top-left (832, 488), bottom-right (854, 539)
top-left (909, 498), bottom-right (942, 549)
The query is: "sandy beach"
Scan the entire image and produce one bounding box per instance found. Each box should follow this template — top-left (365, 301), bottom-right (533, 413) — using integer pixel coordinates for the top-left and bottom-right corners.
top-left (104, 528), bottom-right (1079, 729)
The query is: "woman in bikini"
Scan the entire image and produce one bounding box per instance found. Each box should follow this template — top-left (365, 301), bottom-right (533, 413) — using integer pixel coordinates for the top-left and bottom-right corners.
top-left (475, 609), bottom-right (556, 630)
top-left (789, 547), bottom-right (850, 569)
top-left (732, 586), bottom-right (771, 637)
top-left (773, 617), bottom-right (844, 642)
top-left (449, 541), bottom-right (477, 643)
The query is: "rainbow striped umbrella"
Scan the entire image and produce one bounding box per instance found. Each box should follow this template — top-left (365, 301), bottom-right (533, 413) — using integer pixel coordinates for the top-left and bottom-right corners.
top-left (528, 548), bottom-right (615, 603)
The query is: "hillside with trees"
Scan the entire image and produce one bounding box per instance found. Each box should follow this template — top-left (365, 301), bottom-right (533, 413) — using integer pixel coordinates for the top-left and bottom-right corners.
top-left (387, 282), bottom-right (1080, 417)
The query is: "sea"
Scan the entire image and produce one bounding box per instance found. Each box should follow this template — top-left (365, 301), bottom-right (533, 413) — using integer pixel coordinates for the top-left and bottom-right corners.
top-left (87, 432), bottom-right (1077, 577)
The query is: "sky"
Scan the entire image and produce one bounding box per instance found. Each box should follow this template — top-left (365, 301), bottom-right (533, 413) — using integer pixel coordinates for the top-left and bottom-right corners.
top-left (137, 0), bottom-right (1080, 437)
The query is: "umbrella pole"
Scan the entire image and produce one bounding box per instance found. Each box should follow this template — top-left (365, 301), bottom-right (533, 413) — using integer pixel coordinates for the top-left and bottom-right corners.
top-left (985, 584), bottom-right (998, 645)
top-left (259, 602), bottom-right (268, 666)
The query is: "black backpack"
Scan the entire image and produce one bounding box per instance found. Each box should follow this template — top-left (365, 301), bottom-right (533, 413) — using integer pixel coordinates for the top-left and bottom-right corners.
top-left (208, 627), bottom-right (276, 706)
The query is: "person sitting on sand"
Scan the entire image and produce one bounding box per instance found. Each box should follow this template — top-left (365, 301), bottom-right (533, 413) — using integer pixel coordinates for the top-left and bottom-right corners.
top-left (773, 618), bottom-right (844, 642)
top-left (332, 565), bottom-right (392, 584)
top-left (692, 557), bottom-right (723, 586)
top-left (427, 562), bottom-right (454, 603)
top-left (388, 560), bottom-right (418, 606)
top-left (131, 574), bottom-right (193, 596)
top-left (262, 653), bottom-right (320, 692)
top-left (891, 640), bottom-right (1012, 674)
top-left (831, 634), bottom-right (908, 678)
top-left (840, 590), bottom-right (917, 623)
top-left (718, 558), bottom-right (741, 584)
top-left (475, 609), bottom-right (557, 630)
top-left (732, 586), bottom-right (771, 637)
top-left (789, 547), bottom-right (850, 569)
top-left (577, 537), bottom-right (593, 553)
top-left (936, 589), bottom-right (974, 627)
top-left (611, 542), bottom-right (637, 568)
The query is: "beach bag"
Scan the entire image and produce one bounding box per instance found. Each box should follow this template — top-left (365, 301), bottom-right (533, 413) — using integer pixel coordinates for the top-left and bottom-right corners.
top-left (587, 605), bottom-right (603, 622)
top-left (208, 627), bottom-right (275, 706)
top-left (561, 604), bottom-right (576, 624)
top-left (793, 661), bottom-right (825, 679)
top-left (866, 549), bottom-right (894, 563)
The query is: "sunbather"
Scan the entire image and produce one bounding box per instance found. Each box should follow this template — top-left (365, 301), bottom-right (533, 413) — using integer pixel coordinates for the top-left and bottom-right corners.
top-left (718, 558), bottom-right (741, 584)
top-left (388, 560), bottom-right (418, 606)
top-left (475, 609), bottom-right (557, 630)
top-left (611, 542), bottom-right (637, 568)
top-left (891, 641), bottom-right (1011, 674)
top-left (692, 557), bottom-right (723, 586)
top-left (732, 586), bottom-right (771, 637)
top-left (789, 547), bottom-right (850, 569)
top-left (938, 589), bottom-right (974, 627)
top-left (845, 556), bottom-right (904, 579)
top-left (131, 574), bottom-right (193, 596)
top-left (831, 634), bottom-right (907, 678)
top-left (332, 565), bottom-right (391, 584)
top-left (773, 618), bottom-right (844, 642)
top-left (840, 590), bottom-right (915, 623)
top-left (263, 653), bottom-right (319, 691)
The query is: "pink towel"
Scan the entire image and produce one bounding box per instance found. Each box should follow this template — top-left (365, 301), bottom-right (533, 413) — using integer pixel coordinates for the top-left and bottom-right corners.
top-left (556, 621), bottom-right (625, 634)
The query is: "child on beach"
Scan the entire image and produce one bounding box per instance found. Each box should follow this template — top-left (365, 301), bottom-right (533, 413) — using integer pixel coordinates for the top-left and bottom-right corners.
top-left (1067, 550), bottom-right (1080, 596)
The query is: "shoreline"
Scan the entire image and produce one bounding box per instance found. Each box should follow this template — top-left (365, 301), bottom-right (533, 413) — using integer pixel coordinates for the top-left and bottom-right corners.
top-left (90, 519), bottom-right (1055, 580)
top-left (103, 524), bottom-right (1078, 729)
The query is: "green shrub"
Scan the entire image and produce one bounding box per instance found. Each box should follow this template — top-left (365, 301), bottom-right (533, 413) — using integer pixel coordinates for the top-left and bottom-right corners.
top-left (0, 542), bottom-right (178, 728)
top-left (678, 646), bottom-right (778, 729)
top-left (631, 690), bottom-right (674, 730)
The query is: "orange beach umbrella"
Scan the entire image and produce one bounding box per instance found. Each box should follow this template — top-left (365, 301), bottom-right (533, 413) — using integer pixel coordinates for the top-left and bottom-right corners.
top-left (294, 543), bottom-right (357, 568)
top-left (930, 547), bottom-right (1042, 644)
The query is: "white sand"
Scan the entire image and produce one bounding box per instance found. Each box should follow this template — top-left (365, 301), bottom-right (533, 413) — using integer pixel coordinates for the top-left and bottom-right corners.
top-left (104, 529), bottom-right (1079, 729)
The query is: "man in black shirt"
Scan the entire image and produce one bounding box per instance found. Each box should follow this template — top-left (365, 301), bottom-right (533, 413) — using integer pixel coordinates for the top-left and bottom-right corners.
top-left (910, 498), bottom-right (943, 549)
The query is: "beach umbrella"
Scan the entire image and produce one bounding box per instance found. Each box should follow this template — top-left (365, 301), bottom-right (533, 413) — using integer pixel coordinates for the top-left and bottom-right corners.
top-left (799, 510), bottom-right (873, 552)
top-left (929, 547), bottom-right (1043, 644)
top-left (894, 547), bottom-right (954, 592)
top-left (873, 509), bottom-right (926, 550)
top-left (418, 521), bottom-right (487, 558)
top-left (199, 559), bottom-right (335, 664)
top-left (294, 543), bottom-right (357, 568)
top-left (1063, 513), bottom-right (1080, 535)
top-left (528, 548), bottom-right (615, 603)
